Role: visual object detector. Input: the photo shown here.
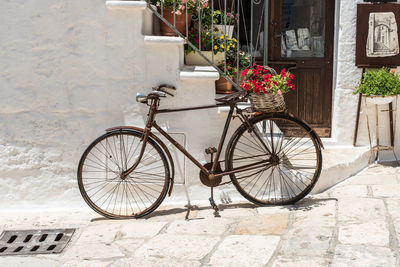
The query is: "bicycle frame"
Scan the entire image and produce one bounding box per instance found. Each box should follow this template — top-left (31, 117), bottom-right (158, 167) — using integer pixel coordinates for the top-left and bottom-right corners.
top-left (121, 97), bottom-right (272, 182)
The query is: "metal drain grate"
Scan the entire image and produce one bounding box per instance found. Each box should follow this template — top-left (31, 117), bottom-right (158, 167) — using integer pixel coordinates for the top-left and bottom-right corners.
top-left (0, 229), bottom-right (75, 256)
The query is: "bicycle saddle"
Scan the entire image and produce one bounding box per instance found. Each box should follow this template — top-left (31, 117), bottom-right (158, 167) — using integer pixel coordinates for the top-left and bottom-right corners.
top-left (215, 90), bottom-right (248, 103)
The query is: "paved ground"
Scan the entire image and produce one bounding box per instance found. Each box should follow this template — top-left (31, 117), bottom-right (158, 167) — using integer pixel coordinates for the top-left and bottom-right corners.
top-left (1, 163), bottom-right (400, 266)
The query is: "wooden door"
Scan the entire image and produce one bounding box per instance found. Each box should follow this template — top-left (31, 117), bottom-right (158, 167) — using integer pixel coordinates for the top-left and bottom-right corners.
top-left (268, 0), bottom-right (335, 137)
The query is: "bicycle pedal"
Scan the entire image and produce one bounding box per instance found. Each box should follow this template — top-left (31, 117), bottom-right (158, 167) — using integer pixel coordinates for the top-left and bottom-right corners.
top-left (205, 147), bottom-right (217, 154)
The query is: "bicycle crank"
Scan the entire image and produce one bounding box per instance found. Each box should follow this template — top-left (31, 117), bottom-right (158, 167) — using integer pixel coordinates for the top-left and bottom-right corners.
top-left (199, 162), bottom-right (222, 187)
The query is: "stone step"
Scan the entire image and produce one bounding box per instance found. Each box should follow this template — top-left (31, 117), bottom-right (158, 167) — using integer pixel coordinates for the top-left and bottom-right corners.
top-left (106, 0), bottom-right (147, 10)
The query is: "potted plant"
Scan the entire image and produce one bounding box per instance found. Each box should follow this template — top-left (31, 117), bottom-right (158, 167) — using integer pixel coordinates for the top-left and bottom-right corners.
top-left (241, 64), bottom-right (295, 112)
top-left (151, 0), bottom-right (199, 36)
top-left (216, 62), bottom-right (238, 94)
top-left (213, 10), bottom-right (238, 38)
top-left (354, 67), bottom-right (400, 105)
top-left (185, 33), bottom-right (237, 65)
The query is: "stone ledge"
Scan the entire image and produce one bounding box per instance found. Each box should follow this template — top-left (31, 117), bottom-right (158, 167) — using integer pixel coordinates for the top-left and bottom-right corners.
top-left (180, 66), bottom-right (219, 80)
top-left (106, 1), bottom-right (147, 10)
top-left (144, 35), bottom-right (185, 45)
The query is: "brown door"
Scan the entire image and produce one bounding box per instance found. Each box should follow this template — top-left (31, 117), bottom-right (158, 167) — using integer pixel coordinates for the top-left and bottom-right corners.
top-left (268, 0), bottom-right (335, 137)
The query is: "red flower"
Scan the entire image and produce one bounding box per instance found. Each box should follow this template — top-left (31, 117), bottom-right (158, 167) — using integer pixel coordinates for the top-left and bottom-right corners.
top-left (252, 69), bottom-right (259, 76)
top-left (289, 73), bottom-right (294, 80)
top-left (256, 65), bottom-right (263, 71)
top-left (241, 82), bottom-right (250, 90)
top-left (290, 84), bottom-right (295, 90)
top-left (241, 68), bottom-right (249, 77)
top-left (263, 69), bottom-right (269, 74)
top-left (261, 87), bottom-right (266, 94)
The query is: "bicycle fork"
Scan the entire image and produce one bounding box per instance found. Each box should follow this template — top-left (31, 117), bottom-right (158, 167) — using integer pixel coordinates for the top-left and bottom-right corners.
top-left (121, 98), bottom-right (158, 179)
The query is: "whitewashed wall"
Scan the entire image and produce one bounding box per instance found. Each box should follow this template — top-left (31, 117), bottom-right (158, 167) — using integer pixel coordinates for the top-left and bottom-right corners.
top-left (0, 0), bottom-right (399, 209)
top-left (0, 0), bottom-right (154, 209)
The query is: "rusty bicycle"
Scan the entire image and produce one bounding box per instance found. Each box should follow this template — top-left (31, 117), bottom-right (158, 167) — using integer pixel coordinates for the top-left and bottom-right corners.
top-left (77, 86), bottom-right (323, 219)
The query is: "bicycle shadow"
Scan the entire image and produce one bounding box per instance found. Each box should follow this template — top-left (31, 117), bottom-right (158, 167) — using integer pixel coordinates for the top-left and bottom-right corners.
top-left (90, 198), bottom-right (338, 222)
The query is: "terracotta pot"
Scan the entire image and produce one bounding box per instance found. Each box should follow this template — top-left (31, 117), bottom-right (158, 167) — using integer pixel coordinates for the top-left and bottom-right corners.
top-left (216, 77), bottom-right (235, 94)
top-left (159, 7), bottom-right (190, 36)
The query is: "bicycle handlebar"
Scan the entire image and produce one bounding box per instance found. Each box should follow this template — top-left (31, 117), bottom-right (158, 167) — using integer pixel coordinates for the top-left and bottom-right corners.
top-left (136, 85), bottom-right (177, 104)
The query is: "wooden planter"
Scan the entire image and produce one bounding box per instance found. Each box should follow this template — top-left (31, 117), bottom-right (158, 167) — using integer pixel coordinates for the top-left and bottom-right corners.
top-left (159, 8), bottom-right (190, 36)
top-left (216, 77), bottom-right (235, 94)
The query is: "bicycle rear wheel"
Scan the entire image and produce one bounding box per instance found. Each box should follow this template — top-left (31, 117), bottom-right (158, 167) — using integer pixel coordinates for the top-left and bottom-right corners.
top-left (226, 113), bottom-right (322, 205)
top-left (77, 130), bottom-right (170, 219)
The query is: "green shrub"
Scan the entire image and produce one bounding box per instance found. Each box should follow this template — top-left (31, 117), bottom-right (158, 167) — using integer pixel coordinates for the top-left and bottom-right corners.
top-left (354, 68), bottom-right (400, 97)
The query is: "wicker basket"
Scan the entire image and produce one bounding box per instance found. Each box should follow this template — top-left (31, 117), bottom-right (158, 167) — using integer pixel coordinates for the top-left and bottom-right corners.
top-left (249, 93), bottom-right (286, 113)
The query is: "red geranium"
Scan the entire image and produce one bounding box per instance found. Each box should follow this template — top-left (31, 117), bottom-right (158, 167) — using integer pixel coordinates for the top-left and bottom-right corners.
top-left (240, 64), bottom-right (295, 95)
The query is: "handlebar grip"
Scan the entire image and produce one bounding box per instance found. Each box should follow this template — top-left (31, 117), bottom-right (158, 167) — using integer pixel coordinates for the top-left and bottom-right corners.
top-left (136, 93), bottom-right (148, 103)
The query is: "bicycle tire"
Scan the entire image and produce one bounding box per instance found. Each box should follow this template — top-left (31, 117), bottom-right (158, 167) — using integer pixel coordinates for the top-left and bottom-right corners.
top-left (226, 113), bottom-right (322, 205)
top-left (77, 130), bottom-right (170, 219)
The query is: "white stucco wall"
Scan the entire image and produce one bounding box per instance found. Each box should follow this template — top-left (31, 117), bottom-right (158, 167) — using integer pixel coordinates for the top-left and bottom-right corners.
top-left (0, 0), bottom-right (154, 209)
top-left (1, 0), bottom-right (399, 209)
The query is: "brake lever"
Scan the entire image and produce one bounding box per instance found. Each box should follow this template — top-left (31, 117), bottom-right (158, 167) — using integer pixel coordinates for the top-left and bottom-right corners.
top-left (158, 84), bottom-right (176, 96)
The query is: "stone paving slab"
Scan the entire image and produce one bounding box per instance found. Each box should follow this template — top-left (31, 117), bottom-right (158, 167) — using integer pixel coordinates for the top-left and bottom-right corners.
top-left (338, 221), bottom-right (389, 246)
top-left (338, 198), bottom-right (386, 223)
top-left (371, 184), bottom-right (400, 198)
top-left (0, 257), bottom-right (59, 267)
top-left (207, 235), bottom-right (280, 266)
top-left (166, 218), bottom-right (233, 235)
top-left (272, 256), bottom-right (330, 267)
top-left (1, 164), bottom-right (400, 266)
top-left (345, 174), bottom-right (399, 185)
top-left (332, 244), bottom-right (397, 267)
top-left (109, 257), bottom-right (201, 267)
top-left (279, 226), bottom-right (335, 257)
top-left (133, 234), bottom-right (220, 261)
top-left (328, 185), bottom-right (369, 198)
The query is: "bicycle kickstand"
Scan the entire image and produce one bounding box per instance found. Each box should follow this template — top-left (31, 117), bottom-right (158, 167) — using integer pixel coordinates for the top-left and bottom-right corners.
top-left (209, 187), bottom-right (220, 217)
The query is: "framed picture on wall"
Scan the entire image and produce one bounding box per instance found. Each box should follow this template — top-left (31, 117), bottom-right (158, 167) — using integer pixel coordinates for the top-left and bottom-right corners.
top-left (356, 3), bottom-right (400, 67)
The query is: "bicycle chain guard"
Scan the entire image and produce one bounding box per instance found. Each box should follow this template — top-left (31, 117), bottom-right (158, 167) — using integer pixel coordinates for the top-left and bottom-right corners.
top-left (199, 162), bottom-right (222, 187)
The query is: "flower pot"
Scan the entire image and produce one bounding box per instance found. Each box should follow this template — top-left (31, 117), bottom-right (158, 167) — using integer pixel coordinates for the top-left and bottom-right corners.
top-left (159, 7), bottom-right (190, 36)
top-left (365, 95), bottom-right (396, 105)
top-left (185, 51), bottom-right (225, 66)
top-left (215, 25), bottom-right (235, 38)
top-left (216, 77), bottom-right (235, 94)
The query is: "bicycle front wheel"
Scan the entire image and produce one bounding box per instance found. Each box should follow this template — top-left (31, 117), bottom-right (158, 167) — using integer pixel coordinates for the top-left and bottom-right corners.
top-left (226, 113), bottom-right (322, 205)
top-left (77, 130), bottom-right (170, 219)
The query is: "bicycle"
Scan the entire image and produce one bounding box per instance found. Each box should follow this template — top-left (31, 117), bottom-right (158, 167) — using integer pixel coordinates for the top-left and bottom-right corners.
top-left (77, 85), bottom-right (323, 219)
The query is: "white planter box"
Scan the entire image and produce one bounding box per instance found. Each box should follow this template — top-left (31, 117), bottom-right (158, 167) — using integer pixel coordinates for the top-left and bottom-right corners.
top-left (365, 95), bottom-right (396, 105)
top-left (185, 51), bottom-right (225, 66)
top-left (215, 25), bottom-right (235, 38)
